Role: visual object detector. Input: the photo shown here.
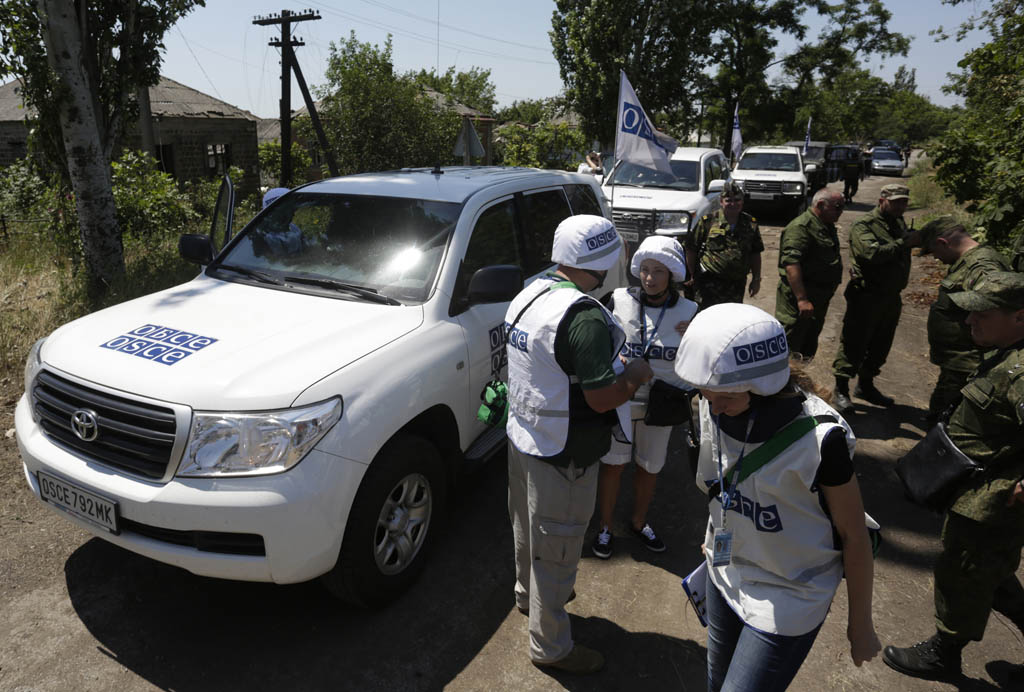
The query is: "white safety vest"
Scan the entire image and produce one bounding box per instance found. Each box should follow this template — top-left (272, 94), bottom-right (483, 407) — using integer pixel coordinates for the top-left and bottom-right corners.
top-left (694, 393), bottom-right (856, 636)
top-left (608, 287), bottom-right (697, 407)
top-left (505, 276), bottom-right (631, 458)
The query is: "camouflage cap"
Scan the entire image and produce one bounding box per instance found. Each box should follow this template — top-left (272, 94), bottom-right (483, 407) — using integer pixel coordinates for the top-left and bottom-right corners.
top-left (918, 215), bottom-right (965, 255)
top-left (949, 271), bottom-right (1024, 312)
top-left (880, 183), bottom-right (910, 200)
top-left (722, 179), bottom-right (744, 200)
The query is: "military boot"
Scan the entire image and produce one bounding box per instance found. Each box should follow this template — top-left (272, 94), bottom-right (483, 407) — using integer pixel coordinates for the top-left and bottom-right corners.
top-left (833, 378), bottom-right (854, 414)
top-left (882, 632), bottom-right (964, 681)
top-left (855, 378), bottom-right (895, 407)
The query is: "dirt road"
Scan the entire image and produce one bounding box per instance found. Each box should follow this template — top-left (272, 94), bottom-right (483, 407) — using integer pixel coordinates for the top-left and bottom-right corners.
top-left (1, 166), bottom-right (1021, 691)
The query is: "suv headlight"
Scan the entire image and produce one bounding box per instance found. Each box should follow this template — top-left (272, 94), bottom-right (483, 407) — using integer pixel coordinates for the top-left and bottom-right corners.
top-left (178, 398), bottom-right (342, 477)
top-left (24, 337), bottom-right (45, 394)
top-left (655, 211), bottom-right (690, 233)
top-left (782, 182), bottom-right (804, 194)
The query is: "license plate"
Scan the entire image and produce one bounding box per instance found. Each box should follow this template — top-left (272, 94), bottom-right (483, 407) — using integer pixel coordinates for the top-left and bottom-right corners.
top-left (748, 192), bottom-right (775, 200)
top-left (618, 231), bottom-right (639, 242)
top-left (37, 471), bottom-right (118, 533)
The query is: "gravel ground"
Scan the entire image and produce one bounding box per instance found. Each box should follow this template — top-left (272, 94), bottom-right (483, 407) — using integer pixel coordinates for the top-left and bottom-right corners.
top-left (1, 161), bottom-right (1021, 691)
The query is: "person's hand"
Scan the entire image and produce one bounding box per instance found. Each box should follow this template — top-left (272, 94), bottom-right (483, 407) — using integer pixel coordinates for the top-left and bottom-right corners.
top-left (675, 320), bottom-right (691, 336)
top-left (624, 358), bottom-right (654, 386)
top-left (904, 228), bottom-right (923, 248)
top-left (847, 621), bottom-right (881, 667)
top-left (748, 277), bottom-right (760, 297)
top-left (797, 297), bottom-right (814, 319)
top-left (1006, 480), bottom-right (1024, 506)
top-left (618, 353), bottom-right (629, 366)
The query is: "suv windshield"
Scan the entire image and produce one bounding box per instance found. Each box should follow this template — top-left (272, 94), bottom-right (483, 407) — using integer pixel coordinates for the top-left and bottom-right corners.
top-left (737, 152), bottom-right (800, 172)
top-left (607, 160), bottom-right (700, 191)
top-left (212, 192), bottom-right (462, 304)
top-left (874, 149), bottom-right (901, 160)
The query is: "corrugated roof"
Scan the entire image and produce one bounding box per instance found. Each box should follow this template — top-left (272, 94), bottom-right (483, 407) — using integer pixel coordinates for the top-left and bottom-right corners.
top-left (292, 86), bottom-right (492, 120)
top-left (0, 75), bottom-right (258, 122)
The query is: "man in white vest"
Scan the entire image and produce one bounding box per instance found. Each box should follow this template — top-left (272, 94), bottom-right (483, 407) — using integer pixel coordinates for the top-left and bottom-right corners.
top-left (506, 214), bottom-right (653, 674)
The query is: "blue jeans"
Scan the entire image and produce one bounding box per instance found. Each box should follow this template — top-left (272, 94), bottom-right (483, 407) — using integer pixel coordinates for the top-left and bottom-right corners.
top-left (706, 574), bottom-right (822, 692)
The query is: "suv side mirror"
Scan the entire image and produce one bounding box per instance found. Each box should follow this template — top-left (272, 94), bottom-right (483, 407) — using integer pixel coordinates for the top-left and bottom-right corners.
top-left (804, 163), bottom-right (817, 173)
top-left (468, 265), bottom-right (523, 305)
top-left (707, 179), bottom-right (725, 194)
top-left (179, 234), bottom-right (215, 265)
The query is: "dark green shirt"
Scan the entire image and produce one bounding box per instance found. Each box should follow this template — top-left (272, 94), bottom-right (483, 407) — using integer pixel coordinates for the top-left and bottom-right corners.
top-left (848, 206), bottom-right (911, 294)
top-left (686, 209), bottom-right (764, 282)
top-left (927, 244), bottom-right (1011, 368)
top-left (550, 303), bottom-right (617, 466)
top-left (948, 341), bottom-right (1024, 526)
top-left (777, 209), bottom-right (843, 291)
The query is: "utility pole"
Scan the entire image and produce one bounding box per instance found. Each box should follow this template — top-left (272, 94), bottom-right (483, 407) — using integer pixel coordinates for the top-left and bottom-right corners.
top-left (253, 9), bottom-right (339, 186)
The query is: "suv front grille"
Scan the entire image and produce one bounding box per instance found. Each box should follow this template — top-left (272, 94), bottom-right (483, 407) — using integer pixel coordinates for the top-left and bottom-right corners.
top-left (32, 370), bottom-right (179, 480)
top-left (743, 181), bottom-right (783, 194)
top-left (611, 209), bottom-right (655, 236)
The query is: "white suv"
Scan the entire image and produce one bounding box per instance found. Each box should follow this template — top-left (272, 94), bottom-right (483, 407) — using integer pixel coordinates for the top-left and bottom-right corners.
top-left (15, 167), bottom-right (625, 606)
top-left (601, 147), bottom-right (729, 263)
top-left (729, 145), bottom-right (816, 219)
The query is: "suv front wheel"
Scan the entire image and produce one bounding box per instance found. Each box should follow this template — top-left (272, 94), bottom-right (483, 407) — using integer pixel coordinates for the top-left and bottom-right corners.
top-left (321, 433), bottom-right (446, 607)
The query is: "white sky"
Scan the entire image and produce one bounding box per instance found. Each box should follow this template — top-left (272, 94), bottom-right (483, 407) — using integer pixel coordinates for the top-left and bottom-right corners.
top-left (157, 0), bottom-right (987, 119)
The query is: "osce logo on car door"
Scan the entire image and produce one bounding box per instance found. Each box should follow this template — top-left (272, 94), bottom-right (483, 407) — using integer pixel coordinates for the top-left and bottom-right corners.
top-left (100, 324), bottom-right (218, 366)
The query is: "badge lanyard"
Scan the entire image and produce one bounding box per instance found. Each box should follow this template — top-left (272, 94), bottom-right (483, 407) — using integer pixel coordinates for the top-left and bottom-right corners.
top-left (639, 299), bottom-right (669, 359)
top-left (711, 410), bottom-right (756, 566)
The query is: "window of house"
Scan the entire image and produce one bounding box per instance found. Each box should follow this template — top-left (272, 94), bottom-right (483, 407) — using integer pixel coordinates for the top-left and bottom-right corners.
top-left (206, 143), bottom-right (230, 176)
top-left (156, 144), bottom-right (174, 176)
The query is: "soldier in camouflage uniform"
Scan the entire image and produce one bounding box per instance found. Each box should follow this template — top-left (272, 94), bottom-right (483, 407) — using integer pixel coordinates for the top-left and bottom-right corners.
top-left (684, 180), bottom-right (764, 309)
top-left (884, 272), bottom-right (1024, 682)
top-left (832, 184), bottom-right (922, 412)
top-left (919, 216), bottom-right (1011, 423)
top-left (774, 187), bottom-right (845, 359)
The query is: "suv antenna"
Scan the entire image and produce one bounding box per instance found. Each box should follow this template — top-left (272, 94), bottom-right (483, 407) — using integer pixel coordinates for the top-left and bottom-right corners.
top-left (431, 162), bottom-right (444, 175)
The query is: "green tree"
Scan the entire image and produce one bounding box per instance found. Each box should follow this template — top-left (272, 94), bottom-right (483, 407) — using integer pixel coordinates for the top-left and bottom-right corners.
top-left (258, 139), bottom-right (314, 186)
top-left (931, 0), bottom-right (1024, 253)
top-left (410, 65), bottom-right (497, 114)
top-left (313, 33), bottom-right (461, 175)
top-left (494, 121), bottom-right (587, 169)
top-left (495, 97), bottom-right (566, 126)
top-left (550, 0), bottom-right (715, 147)
top-left (0, 0), bottom-right (204, 301)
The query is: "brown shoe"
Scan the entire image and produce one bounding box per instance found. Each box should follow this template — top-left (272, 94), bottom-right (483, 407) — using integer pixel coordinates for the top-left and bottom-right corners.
top-left (533, 645), bottom-right (605, 674)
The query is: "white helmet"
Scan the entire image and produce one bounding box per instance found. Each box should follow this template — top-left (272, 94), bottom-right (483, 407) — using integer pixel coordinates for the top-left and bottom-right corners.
top-left (630, 235), bottom-right (687, 282)
top-left (675, 303), bottom-right (790, 395)
top-left (551, 214), bottom-right (622, 271)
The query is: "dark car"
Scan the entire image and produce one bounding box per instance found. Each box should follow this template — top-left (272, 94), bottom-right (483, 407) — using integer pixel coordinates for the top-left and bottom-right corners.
top-left (785, 140), bottom-right (831, 192)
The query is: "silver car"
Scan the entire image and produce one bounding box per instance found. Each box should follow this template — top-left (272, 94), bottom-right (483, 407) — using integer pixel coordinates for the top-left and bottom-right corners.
top-left (871, 149), bottom-right (905, 176)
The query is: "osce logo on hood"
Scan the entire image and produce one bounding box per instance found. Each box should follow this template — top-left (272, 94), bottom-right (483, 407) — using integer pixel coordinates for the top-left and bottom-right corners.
top-left (100, 324), bottom-right (218, 366)
top-left (732, 333), bottom-right (787, 366)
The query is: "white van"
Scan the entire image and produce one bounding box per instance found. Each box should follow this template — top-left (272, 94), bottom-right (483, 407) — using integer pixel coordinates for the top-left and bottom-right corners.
top-left (15, 167), bottom-right (626, 606)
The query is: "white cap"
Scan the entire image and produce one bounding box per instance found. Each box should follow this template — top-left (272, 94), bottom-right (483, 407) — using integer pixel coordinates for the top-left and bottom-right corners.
top-left (631, 235), bottom-right (687, 282)
top-left (675, 303), bottom-right (790, 395)
top-left (551, 215), bottom-right (622, 271)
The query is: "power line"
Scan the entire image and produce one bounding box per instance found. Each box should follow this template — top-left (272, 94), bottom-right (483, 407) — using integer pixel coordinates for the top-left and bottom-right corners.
top-left (176, 26), bottom-right (223, 100)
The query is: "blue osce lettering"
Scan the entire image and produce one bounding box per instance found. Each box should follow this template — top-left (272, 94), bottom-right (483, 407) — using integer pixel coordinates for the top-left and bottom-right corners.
top-left (621, 102), bottom-right (655, 142)
top-left (505, 322), bottom-right (529, 353)
top-left (101, 324), bottom-right (218, 365)
top-left (707, 482), bottom-right (784, 533)
top-left (585, 228), bottom-right (619, 252)
top-left (620, 342), bottom-right (677, 361)
top-left (732, 333), bottom-right (788, 366)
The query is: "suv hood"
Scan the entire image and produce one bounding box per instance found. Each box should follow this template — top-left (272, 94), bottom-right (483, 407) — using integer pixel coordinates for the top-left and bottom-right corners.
top-left (602, 185), bottom-right (708, 211)
top-left (730, 170), bottom-right (805, 183)
top-left (40, 275), bottom-right (423, 410)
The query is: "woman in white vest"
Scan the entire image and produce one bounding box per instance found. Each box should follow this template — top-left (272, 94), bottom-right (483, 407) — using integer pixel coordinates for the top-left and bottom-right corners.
top-left (592, 236), bottom-right (698, 559)
top-left (676, 304), bottom-right (881, 691)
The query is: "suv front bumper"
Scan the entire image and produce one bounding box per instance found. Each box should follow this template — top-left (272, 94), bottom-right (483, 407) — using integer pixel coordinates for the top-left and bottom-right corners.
top-left (16, 393), bottom-right (367, 584)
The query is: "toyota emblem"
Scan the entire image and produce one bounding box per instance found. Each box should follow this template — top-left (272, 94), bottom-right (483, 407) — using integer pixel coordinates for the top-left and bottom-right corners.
top-left (71, 409), bottom-right (99, 442)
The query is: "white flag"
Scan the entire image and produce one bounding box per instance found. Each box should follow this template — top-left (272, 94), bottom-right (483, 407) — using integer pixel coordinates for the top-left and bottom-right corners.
top-left (614, 71), bottom-right (676, 175)
top-left (730, 102), bottom-right (743, 162)
top-left (803, 116), bottom-right (812, 155)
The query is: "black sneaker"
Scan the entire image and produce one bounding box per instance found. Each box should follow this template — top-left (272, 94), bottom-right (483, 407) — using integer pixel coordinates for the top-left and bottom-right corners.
top-left (833, 391), bottom-right (854, 414)
top-left (592, 527), bottom-right (613, 559)
top-left (631, 523), bottom-right (666, 553)
top-left (855, 380), bottom-right (895, 407)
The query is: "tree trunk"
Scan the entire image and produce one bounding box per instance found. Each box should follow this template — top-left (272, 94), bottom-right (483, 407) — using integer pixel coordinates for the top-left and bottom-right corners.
top-left (37, 0), bottom-right (124, 301)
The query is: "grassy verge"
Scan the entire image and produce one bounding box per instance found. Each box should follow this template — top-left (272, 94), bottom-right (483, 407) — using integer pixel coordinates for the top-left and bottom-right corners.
top-left (905, 156), bottom-right (973, 229)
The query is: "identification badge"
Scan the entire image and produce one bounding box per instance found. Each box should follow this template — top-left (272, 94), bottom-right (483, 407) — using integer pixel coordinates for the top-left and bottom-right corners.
top-left (712, 529), bottom-right (732, 566)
